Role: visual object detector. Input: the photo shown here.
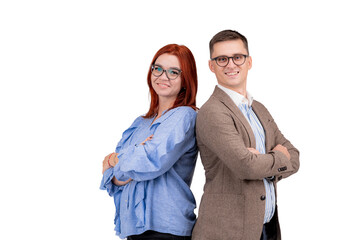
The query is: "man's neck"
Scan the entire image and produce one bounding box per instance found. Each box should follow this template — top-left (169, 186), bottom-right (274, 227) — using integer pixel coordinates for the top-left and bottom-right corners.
top-left (218, 84), bottom-right (247, 98)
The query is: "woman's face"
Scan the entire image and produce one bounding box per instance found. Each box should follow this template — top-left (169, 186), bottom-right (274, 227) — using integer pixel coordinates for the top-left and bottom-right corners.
top-left (151, 53), bottom-right (182, 102)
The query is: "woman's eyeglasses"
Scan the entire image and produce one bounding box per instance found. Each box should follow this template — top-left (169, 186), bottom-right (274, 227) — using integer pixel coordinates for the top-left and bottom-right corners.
top-left (151, 65), bottom-right (182, 80)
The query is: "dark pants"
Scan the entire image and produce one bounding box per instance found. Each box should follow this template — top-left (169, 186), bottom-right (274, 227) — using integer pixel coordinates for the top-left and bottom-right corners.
top-left (127, 230), bottom-right (191, 240)
top-left (260, 213), bottom-right (278, 240)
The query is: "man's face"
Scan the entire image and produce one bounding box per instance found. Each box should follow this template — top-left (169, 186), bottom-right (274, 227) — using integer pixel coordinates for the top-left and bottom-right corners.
top-left (209, 40), bottom-right (252, 92)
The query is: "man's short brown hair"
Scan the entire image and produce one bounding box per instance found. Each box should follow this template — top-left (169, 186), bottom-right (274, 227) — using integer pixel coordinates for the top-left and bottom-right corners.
top-left (209, 30), bottom-right (249, 57)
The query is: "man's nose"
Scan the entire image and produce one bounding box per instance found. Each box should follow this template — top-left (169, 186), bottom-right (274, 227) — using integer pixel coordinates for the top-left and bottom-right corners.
top-left (226, 58), bottom-right (237, 68)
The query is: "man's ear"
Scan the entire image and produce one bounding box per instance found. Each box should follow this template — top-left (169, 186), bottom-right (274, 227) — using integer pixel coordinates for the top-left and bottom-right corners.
top-left (209, 60), bottom-right (215, 73)
top-left (247, 56), bottom-right (252, 70)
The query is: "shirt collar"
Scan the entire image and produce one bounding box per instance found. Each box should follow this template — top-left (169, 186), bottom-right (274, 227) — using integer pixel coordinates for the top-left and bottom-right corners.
top-left (217, 84), bottom-right (253, 107)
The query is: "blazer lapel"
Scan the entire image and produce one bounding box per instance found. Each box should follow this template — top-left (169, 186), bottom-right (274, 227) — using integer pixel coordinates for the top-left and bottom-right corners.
top-left (212, 86), bottom-right (257, 148)
top-left (251, 101), bottom-right (272, 153)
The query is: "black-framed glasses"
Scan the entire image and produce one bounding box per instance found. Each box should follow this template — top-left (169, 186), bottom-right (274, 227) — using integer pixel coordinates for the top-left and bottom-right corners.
top-left (151, 64), bottom-right (182, 80)
top-left (211, 54), bottom-right (249, 67)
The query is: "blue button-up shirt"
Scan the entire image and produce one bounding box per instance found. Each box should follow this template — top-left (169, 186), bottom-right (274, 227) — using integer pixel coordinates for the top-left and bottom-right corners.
top-left (100, 106), bottom-right (198, 238)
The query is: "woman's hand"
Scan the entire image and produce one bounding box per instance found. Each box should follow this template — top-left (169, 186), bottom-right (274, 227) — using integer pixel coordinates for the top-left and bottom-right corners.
top-left (112, 177), bottom-right (132, 186)
top-left (108, 152), bottom-right (119, 167)
top-left (102, 152), bottom-right (119, 174)
top-left (140, 135), bottom-right (154, 145)
top-left (103, 134), bottom-right (153, 179)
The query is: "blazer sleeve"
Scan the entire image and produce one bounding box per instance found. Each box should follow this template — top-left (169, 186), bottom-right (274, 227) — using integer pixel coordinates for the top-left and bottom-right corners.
top-left (196, 106), bottom-right (296, 180)
top-left (113, 108), bottom-right (197, 182)
top-left (268, 113), bottom-right (300, 181)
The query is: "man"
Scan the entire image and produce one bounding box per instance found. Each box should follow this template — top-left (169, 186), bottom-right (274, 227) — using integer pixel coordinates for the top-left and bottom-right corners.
top-left (192, 30), bottom-right (300, 240)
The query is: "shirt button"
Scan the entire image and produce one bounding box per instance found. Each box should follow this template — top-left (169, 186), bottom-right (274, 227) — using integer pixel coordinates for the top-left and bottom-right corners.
top-left (260, 195), bottom-right (266, 201)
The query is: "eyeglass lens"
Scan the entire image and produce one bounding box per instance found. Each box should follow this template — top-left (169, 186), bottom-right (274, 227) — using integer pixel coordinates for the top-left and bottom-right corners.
top-left (216, 54), bottom-right (246, 67)
top-left (152, 65), bottom-right (181, 80)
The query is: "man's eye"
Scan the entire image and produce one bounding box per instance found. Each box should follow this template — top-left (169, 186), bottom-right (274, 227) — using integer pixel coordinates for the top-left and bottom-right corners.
top-left (218, 57), bottom-right (228, 62)
top-left (233, 55), bottom-right (243, 60)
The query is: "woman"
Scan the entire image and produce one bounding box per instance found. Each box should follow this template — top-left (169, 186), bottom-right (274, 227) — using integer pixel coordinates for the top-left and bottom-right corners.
top-left (100, 44), bottom-right (198, 240)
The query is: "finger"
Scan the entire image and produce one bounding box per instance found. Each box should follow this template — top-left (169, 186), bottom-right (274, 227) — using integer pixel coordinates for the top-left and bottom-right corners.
top-left (106, 153), bottom-right (113, 166)
top-left (110, 153), bottom-right (119, 166)
top-left (111, 153), bottom-right (117, 166)
top-left (104, 153), bottom-right (112, 161)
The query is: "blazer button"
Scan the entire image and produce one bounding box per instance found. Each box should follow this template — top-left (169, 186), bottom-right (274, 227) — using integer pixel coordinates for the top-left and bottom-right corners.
top-left (260, 195), bottom-right (266, 201)
top-left (278, 166), bottom-right (287, 172)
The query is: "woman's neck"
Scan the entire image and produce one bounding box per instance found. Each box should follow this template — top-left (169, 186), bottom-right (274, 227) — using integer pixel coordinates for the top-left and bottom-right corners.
top-left (156, 97), bottom-right (176, 118)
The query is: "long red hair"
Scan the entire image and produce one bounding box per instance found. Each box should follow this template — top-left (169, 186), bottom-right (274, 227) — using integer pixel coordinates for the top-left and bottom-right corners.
top-left (143, 44), bottom-right (198, 118)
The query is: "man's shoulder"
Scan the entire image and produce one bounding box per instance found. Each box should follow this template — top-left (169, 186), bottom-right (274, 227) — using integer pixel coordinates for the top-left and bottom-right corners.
top-left (252, 99), bottom-right (266, 109)
top-left (252, 99), bottom-right (271, 114)
top-left (198, 95), bottom-right (226, 115)
top-left (196, 95), bottom-right (233, 127)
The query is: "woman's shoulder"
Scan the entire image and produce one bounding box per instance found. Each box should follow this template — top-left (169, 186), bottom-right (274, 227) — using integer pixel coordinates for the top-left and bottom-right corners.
top-left (169, 106), bottom-right (197, 119)
top-left (121, 115), bottom-right (146, 134)
top-left (126, 115), bottom-right (144, 128)
top-left (152, 106), bottom-right (196, 129)
top-left (160, 106), bottom-right (196, 124)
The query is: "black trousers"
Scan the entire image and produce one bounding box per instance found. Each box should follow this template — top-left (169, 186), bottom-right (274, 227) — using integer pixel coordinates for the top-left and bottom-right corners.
top-left (127, 230), bottom-right (191, 240)
top-left (260, 212), bottom-right (279, 240)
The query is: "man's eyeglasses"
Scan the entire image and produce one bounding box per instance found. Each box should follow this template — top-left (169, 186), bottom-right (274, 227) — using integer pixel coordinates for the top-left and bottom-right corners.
top-left (151, 65), bottom-right (182, 80)
top-left (211, 54), bottom-right (249, 67)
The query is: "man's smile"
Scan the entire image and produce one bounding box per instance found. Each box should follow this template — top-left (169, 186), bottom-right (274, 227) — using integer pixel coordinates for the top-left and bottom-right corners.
top-left (225, 71), bottom-right (240, 76)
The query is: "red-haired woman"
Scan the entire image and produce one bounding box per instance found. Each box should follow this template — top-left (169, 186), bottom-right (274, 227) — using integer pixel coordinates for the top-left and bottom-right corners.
top-left (100, 44), bottom-right (198, 240)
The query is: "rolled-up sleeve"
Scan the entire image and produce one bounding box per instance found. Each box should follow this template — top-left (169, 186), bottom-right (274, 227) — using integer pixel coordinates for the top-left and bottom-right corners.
top-left (100, 168), bottom-right (126, 196)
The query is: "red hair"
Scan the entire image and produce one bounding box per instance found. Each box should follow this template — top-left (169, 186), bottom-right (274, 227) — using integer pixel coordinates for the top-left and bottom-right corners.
top-left (143, 44), bottom-right (198, 118)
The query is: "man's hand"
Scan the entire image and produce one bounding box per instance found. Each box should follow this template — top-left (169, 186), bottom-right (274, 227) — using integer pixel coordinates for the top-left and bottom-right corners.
top-left (112, 177), bottom-right (132, 186)
top-left (247, 148), bottom-right (260, 154)
top-left (272, 144), bottom-right (290, 160)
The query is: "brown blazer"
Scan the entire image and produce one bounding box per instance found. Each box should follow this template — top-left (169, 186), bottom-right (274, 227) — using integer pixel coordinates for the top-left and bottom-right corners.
top-left (192, 87), bottom-right (300, 240)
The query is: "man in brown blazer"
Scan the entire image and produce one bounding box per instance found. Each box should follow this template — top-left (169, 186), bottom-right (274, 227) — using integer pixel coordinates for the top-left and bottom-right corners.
top-left (192, 30), bottom-right (300, 240)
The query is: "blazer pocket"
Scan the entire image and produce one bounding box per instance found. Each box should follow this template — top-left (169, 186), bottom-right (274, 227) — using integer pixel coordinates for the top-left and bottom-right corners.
top-left (199, 193), bottom-right (244, 240)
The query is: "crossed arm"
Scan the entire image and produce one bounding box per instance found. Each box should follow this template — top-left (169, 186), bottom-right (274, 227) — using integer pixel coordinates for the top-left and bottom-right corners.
top-left (102, 135), bottom-right (153, 186)
top-left (197, 108), bottom-right (299, 180)
top-left (248, 144), bottom-right (290, 160)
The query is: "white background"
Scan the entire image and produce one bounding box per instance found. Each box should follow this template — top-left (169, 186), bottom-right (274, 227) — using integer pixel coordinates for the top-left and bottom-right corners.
top-left (1, 0), bottom-right (359, 239)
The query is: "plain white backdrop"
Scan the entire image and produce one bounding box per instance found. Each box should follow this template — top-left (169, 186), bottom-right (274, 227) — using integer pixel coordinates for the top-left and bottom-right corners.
top-left (1, 0), bottom-right (359, 239)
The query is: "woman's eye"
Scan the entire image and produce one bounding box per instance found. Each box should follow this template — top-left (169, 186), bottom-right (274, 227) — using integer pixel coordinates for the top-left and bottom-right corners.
top-left (154, 66), bottom-right (163, 72)
top-left (169, 69), bottom-right (180, 75)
